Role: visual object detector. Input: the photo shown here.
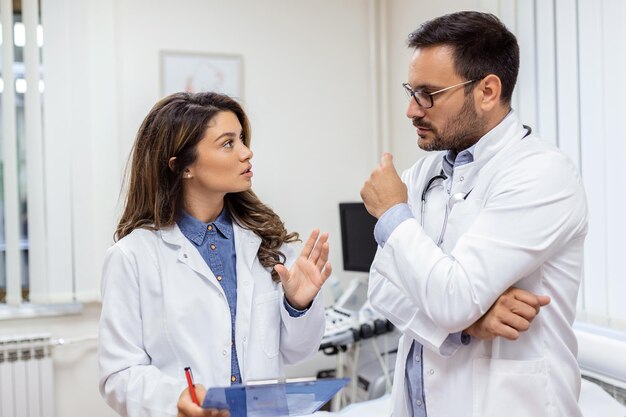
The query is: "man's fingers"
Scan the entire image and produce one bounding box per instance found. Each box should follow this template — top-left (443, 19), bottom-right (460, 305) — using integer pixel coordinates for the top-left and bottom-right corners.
top-left (537, 295), bottom-right (551, 306)
top-left (508, 299), bottom-right (541, 321)
top-left (500, 309), bottom-right (531, 333)
top-left (491, 322), bottom-right (520, 341)
top-left (509, 288), bottom-right (541, 308)
top-left (510, 287), bottom-right (551, 314)
top-left (510, 288), bottom-right (550, 307)
top-left (476, 318), bottom-right (520, 341)
top-left (380, 152), bottom-right (393, 167)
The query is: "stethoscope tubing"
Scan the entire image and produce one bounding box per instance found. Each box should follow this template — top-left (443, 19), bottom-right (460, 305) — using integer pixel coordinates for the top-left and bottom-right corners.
top-left (419, 124), bottom-right (532, 246)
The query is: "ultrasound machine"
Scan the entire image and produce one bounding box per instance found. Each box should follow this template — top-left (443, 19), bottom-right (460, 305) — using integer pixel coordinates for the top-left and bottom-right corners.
top-left (319, 203), bottom-right (398, 408)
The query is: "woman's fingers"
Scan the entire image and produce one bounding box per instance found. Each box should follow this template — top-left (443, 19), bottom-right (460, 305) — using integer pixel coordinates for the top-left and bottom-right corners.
top-left (274, 264), bottom-right (290, 284)
top-left (315, 241), bottom-right (330, 271)
top-left (321, 262), bottom-right (332, 282)
top-left (309, 234), bottom-right (327, 261)
top-left (299, 230), bottom-right (330, 270)
top-left (299, 229), bottom-right (320, 259)
top-left (308, 232), bottom-right (329, 264)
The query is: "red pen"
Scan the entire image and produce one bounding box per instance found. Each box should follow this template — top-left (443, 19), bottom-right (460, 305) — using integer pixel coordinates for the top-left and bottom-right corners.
top-left (184, 367), bottom-right (200, 406)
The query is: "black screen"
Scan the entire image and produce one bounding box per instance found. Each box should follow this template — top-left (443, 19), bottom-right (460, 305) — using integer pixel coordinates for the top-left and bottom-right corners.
top-left (339, 203), bottom-right (378, 272)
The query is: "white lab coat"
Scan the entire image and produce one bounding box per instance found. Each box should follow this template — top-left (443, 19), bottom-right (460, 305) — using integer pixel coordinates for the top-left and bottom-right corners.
top-left (368, 113), bottom-right (588, 417)
top-left (98, 222), bottom-right (324, 417)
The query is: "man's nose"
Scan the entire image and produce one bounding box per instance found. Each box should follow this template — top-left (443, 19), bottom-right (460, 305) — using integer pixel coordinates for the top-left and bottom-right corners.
top-left (406, 98), bottom-right (426, 119)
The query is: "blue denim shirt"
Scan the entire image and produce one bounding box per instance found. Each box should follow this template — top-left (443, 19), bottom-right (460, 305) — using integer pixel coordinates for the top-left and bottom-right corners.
top-left (373, 146), bottom-right (475, 416)
top-left (177, 210), bottom-right (307, 385)
top-left (178, 209), bottom-right (243, 385)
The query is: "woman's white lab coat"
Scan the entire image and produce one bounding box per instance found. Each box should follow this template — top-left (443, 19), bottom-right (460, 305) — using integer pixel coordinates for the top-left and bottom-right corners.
top-left (98, 222), bottom-right (324, 417)
top-left (368, 113), bottom-right (588, 417)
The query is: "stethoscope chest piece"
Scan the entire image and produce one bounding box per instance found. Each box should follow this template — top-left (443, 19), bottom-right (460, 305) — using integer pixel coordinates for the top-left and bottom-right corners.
top-left (448, 192), bottom-right (469, 210)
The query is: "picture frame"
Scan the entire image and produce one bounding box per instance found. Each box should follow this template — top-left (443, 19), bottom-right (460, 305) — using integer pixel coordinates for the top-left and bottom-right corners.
top-left (160, 51), bottom-right (243, 98)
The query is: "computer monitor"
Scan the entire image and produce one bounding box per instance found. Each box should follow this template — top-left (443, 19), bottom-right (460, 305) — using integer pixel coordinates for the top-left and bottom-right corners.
top-left (339, 202), bottom-right (378, 272)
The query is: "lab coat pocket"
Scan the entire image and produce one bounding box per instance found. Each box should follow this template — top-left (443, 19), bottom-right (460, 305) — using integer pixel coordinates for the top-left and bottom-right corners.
top-left (472, 357), bottom-right (553, 417)
top-left (254, 291), bottom-right (281, 358)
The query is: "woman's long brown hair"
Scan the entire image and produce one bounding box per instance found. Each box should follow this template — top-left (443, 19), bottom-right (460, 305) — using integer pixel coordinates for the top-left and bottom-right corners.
top-left (116, 92), bottom-right (298, 281)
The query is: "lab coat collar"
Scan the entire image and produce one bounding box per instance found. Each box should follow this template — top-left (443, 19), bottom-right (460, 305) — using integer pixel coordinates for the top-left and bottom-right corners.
top-left (471, 110), bottom-right (526, 166)
top-left (160, 222), bottom-right (261, 272)
top-left (232, 222), bottom-right (262, 271)
top-left (160, 225), bottom-right (216, 287)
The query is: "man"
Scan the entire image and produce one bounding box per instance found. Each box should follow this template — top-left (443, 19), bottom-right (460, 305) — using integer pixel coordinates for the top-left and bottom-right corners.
top-left (361, 11), bottom-right (588, 417)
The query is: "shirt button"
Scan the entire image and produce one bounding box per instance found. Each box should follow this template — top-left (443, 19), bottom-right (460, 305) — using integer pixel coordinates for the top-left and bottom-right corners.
top-left (183, 253), bottom-right (188, 258)
top-left (210, 244), bottom-right (216, 250)
top-left (243, 336), bottom-right (247, 342)
top-left (429, 369), bottom-right (435, 375)
top-left (231, 375), bottom-right (237, 383)
top-left (222, 350), bottom-right (227, 356)
top-left (415, 356), bottom-right (420, 362)
top-left (207, 225), bottom-right (213, 231)
top-left (416, 400), bottom-right (422, 406)
top-left (216, 275), bottom-right (223, 281)
top-left (459, 175), bottom-right (464, 181)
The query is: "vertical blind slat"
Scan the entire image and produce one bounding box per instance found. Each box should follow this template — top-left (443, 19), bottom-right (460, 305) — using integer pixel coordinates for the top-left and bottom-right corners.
top-left (535, 0), bottom-right (558, 145)
top-left (515, 0), bottom-right (538, 129)
top-left (1, 0), bottom-right (23, 305)
top-left (554, 0), bottom-right (581, 169)
top-left (23, 0), bottom-right (47, 303)
top-left (40, 0), bottom-right (75, 303)
top-left (498, 0), bottom-right (520, 112)
top-left (578, 0), bottom-right (608, 319)
top-left (602, 0), bottom-right (626, 323)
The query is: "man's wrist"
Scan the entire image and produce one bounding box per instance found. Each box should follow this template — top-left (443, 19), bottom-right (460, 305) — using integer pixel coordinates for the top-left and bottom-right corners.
top-left (374, 203), bottom-right (413, 247)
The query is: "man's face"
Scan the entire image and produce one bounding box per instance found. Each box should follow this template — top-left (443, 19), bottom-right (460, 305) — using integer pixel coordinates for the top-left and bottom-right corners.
top-left (405, 45), bottom-right (486, 153)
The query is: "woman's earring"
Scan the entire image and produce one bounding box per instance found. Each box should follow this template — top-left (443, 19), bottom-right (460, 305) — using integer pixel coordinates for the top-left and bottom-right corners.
top-left (184, 172), bottom-right (192, 179)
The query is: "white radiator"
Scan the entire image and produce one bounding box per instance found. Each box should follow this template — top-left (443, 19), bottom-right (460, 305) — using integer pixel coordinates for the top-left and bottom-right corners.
top-left (0, 334), bottom-right (55, 417)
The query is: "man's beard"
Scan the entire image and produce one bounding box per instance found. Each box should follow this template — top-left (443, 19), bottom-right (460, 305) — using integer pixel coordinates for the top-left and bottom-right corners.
top-left (413, 94), bottom-right (487, 153)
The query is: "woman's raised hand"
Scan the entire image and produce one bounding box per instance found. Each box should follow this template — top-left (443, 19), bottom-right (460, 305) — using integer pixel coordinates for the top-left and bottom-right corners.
top-left (274, 229), bottom-right (332, 310)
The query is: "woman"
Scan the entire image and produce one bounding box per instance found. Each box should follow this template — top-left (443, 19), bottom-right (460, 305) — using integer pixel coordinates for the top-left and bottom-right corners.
top-left (98, 92), bottom-right (332, 417)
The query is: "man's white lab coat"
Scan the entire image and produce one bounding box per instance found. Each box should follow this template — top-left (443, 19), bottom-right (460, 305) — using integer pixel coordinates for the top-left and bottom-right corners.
top-left (369, 113), bottom-right (588, 417)
top-left (98, 223), bottom-right (324, 417)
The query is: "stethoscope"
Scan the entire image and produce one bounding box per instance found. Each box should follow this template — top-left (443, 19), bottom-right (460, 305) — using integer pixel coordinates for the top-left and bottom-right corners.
top-left (420, 125), bottom-right (532, 246)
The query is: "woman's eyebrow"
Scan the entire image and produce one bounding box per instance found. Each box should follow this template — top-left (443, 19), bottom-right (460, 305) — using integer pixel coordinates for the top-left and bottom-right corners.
top-left (213, 131), bottom-right (239, 142)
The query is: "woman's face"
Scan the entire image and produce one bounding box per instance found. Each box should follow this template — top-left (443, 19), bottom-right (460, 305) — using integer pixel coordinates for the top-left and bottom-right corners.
top-left (183, 111), bottom-right (253, 202)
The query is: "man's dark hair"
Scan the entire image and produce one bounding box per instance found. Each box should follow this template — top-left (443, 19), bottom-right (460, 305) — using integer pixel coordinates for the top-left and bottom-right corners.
top-left (408, 11), bottom-right (519, 104)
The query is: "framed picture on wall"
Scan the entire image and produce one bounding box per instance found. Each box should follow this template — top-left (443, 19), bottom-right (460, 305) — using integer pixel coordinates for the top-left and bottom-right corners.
top-left (160, 51), bottom-right (243, 98)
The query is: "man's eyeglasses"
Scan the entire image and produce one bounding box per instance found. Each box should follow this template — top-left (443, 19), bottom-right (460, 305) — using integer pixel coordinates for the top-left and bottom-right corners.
top-left (402, 79), bottom-right (477, 109)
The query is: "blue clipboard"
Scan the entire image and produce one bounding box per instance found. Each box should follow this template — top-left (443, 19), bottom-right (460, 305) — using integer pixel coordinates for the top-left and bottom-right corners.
top-left (202, 377), bottom-right (350, 417)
